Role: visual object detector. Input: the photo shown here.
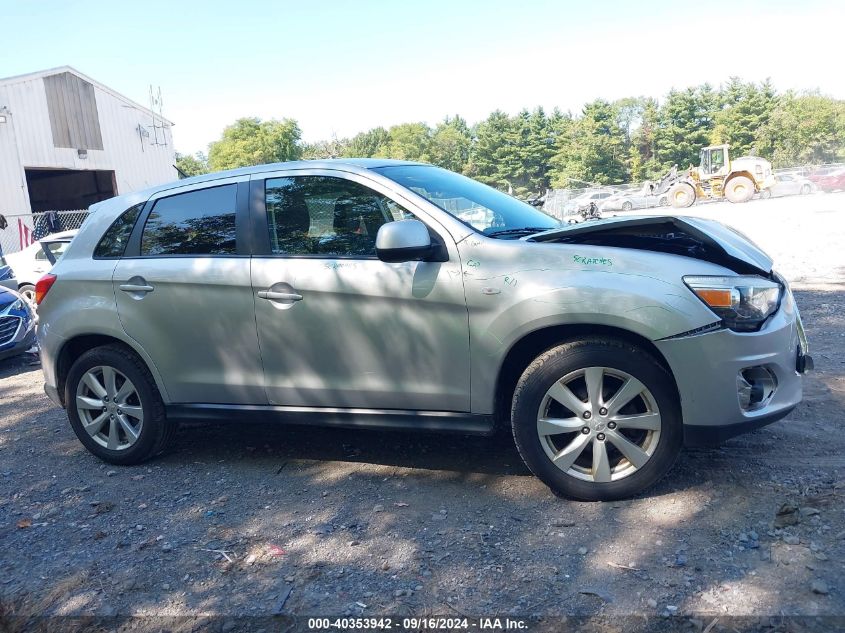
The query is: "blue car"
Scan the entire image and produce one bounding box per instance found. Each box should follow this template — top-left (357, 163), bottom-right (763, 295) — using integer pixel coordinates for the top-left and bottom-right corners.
top-left (0, 287), bottom-right (36, 361)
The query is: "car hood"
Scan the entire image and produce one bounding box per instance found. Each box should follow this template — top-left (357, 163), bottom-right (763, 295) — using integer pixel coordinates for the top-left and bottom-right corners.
top-left (526, 215), bottom-right (773, 275)
top-left (0, 288), bottom-right (20, 310)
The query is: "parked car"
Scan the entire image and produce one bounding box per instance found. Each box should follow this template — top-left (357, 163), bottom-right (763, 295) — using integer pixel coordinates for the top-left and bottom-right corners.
top-left (759, 174), bottom-right (817, 198)
top-left (601, 184), bottom-right (669, 212)
top-left (4, 230), bottom-right (77, 303)
top-left (0, 287), bottom-right (37, 361)
top-left (0, 255), bottom-right (17, 291)
top-left (563, 190), bottom-right (615, 215)
top-left (36, 160), bottom-right (811, 501)
top-left (807, 168), bottom-right (845, 192)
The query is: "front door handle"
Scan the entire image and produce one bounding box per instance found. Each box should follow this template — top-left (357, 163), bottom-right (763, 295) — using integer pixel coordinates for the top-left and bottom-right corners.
top-left (120, 283), bottom-right (155, 293)
top-left (258, 290), bottom-right (303, 302)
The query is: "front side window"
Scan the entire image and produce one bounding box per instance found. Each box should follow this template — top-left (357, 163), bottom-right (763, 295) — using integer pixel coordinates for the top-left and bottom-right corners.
top-left (94, 203), bottom-right (142, 258)
top-left (373, 165), bottom-right (559, 237)
top-left (141, 185), bottom-right (237, 256)
top-left (265, 176), bottom-right (413, 257)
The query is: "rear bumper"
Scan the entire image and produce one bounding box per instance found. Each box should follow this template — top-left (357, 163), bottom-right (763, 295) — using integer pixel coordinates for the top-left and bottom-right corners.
top-left (655, 288), bottom-right (805, 445)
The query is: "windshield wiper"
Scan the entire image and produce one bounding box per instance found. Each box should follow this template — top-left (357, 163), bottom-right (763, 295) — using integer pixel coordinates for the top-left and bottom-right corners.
top-left (485, 226), bottom-right (555, 238)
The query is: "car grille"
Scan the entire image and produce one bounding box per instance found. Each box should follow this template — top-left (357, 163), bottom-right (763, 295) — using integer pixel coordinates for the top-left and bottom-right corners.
top-left (0, 316), bottom-right (21, 346)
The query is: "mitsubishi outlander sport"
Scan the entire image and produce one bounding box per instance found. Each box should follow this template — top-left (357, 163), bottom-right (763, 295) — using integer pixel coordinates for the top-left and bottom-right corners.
top-left (35, 160), bottom-right (812, 500)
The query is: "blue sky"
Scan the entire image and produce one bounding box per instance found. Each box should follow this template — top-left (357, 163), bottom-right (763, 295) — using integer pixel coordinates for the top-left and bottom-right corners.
top-left (2, 0), bottom-right (842, 154)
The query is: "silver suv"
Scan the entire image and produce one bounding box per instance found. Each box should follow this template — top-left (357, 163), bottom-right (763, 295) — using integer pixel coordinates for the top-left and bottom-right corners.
top-left (36, 160), bottom-right (811, 500)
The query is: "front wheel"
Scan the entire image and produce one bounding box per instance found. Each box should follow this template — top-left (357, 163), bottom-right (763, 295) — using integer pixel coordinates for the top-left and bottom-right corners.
top-left (725, 176), bottom-right (755, 203)
top-left (801, 184), bottom-right (812, 195)
top-left (668, 182), bottom-right (696, 208)
top-left (18, 284), bottom-right (36, 306)
top-left (65, 344), bottom-right (175, 465)
top-left (621, 201), bottom-right (633, 211)
top-left (511, 339), bottom-right (682, 501)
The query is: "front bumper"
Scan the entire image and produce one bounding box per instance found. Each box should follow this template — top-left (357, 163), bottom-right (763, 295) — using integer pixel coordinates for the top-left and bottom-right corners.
top-left (0, 314), bottom-right (37, 361)
top-left (655, 288), bottom-right (806, 447)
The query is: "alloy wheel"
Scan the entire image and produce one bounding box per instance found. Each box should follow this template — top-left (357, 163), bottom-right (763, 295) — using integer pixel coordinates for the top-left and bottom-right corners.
top-left (75, 366), bottom-right (144, 450)
top-left (536, 366), bottom-right (661, 482)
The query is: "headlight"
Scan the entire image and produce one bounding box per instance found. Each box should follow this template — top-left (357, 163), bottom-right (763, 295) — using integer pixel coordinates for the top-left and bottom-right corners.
top-left (683, 275), bottom-right (782, 332)
top-left (1, 298), bottom-right (24, 314)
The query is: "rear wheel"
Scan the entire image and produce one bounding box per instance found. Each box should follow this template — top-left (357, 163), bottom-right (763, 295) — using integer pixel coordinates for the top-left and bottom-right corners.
top-left (725, 176), bottom-right (755, 203)
top-left (801, 184), bottom-right (812, 195)
top-left (621, 201), bottom-right (633, 211)
top-left (65, 344), bottom-right (175, 465)
top-left (668, 182), bottom-right (696, 208)
top-left (511, 339), bottom-right (682, 501)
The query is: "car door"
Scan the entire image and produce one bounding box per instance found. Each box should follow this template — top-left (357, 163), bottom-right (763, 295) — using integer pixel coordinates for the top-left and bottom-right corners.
top-left (249, 169), bottom-right (471, 412)
top-left (113, 177), bottom-right (265, 404)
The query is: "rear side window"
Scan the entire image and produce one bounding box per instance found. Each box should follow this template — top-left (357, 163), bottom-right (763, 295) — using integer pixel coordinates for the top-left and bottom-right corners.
top-left (141, 185), bottom-right (237, 256)
top-left (94, 203), bottom-right (142, 258)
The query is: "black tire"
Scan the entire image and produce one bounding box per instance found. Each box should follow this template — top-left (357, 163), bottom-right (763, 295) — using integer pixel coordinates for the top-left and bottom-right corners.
top-left (621, 201), bottom-right (633, 211)
top-left (65, 344), bottom-right (175, 465)
top-left (801, 184), bottom-right (812, 195)
top-left (725, 176), bottom-right (755, 203)
top-left (511, 338), bottom-right (682, 501)
top-left (18, 284), bottom-right (36, 305)
top-left (668, 182), bottom-right (696, 208)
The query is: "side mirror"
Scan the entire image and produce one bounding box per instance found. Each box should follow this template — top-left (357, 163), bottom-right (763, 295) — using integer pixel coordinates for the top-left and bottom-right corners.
top-left (375, 220), bottom-right (432, 263)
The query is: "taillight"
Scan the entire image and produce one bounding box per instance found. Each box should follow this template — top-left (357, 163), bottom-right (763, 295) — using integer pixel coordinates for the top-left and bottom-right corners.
top-left (35, 273), bottom-right (57, 305)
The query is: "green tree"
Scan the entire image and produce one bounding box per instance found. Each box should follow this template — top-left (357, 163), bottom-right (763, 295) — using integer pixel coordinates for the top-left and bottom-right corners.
top-left (174, 151), bottom-right (209, 177)
top-left (300, 135), bottom-right (349, 159)
top-left (549, 99), bottom-right (627, 187)
top-left (208, 117), bottom-right (301, 171)
top-left (758, 91), bottom-right (845, 166)
top-left (467, 110), bottom-right (512, 189)
top-left (342, 127), bottom-right (391, 157)
top-left (428, 116), bottom-right (472, 173)
top-left (468, 109), bottom-right (556, 197)
top-left (379, 123), bottom-right (431, 161)
top-left (653, 85), bottom-right (719, 170)
top-left (711, 78), bottom-right (778, 156)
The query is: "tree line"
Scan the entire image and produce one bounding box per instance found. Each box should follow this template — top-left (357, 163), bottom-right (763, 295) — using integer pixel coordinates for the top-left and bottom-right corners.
top-left (176, 78), bottom-right (845, 198)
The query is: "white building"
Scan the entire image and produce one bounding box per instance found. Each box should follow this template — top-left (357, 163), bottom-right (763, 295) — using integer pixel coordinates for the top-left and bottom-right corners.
top-left (0, 66), bottom-right (177, 251)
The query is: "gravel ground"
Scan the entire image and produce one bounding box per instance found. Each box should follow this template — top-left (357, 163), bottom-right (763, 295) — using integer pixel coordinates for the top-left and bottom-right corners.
top-left (1, 192), bottom-right (844, 631)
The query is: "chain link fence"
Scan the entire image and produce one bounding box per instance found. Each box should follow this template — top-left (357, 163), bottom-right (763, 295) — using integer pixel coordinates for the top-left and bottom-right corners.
top-left (0, 210), bottom-right (90, 258)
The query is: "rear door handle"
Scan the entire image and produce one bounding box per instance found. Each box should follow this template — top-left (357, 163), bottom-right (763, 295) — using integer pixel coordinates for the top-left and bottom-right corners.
top-left (257, 290), bottom-right (303, 302)
top-left (119, 283), bottom-right (155, 293)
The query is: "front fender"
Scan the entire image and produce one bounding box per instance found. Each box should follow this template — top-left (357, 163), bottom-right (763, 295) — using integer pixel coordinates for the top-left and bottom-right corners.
top-left (459, 238), bottom-right (728, 413)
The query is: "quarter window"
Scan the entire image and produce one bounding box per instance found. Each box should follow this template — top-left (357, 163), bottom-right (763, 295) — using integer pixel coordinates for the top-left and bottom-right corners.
top-left (141, 185), bottom-right (237, 256)
top-left (94, 203), bottom-right (143, 258)
top-left (264, 176), bottom-right (414, 257)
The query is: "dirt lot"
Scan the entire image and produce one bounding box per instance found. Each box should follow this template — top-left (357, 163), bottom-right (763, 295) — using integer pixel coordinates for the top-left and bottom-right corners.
top-left (1, 192), bottom-right (844, 631)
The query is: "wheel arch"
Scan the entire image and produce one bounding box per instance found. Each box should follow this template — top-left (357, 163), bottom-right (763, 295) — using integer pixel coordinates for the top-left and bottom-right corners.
top-left (725, 170), bottom-right (757, 189)
top-left (55, 333), bottom-right (169, 407)
top-left (493, 323), bottom-right (679, 428)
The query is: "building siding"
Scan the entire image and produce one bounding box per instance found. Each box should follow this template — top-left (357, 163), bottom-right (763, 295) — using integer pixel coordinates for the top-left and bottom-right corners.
top-left (43, 72), bottom-right (104, 150)
top-left (0, 69), bottom-right (177, 223)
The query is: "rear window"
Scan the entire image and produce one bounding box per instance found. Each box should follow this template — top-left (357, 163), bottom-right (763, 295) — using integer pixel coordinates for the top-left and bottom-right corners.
top-left (94, 204), bottom-right (142, 258)
top-left (141, 185), bottom-right (237, 256)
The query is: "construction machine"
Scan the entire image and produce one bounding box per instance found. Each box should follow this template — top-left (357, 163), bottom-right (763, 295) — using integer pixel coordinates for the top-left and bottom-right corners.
top-left (655, 144), bottom-right (775, 208)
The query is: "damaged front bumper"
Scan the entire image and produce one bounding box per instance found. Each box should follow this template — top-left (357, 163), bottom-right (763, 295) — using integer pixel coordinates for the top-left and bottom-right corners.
top-left (654, 287), bottom-right (809, 447)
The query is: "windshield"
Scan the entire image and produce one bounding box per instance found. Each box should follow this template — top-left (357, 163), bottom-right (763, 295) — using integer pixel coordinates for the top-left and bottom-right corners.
top-left (373, 165), bottom-right (560, 236)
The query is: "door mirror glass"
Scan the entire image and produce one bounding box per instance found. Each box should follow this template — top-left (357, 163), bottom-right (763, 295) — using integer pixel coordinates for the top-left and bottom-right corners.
top-left (375, 220), bottom-right (432, 263)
